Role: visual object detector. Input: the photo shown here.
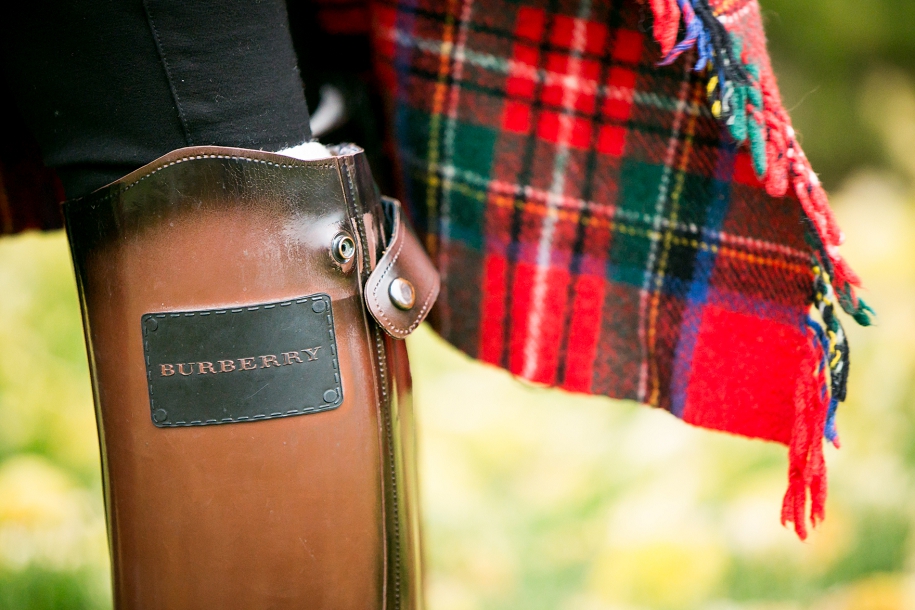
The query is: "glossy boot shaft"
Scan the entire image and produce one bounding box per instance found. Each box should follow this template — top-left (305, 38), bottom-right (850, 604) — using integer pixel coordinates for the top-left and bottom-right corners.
top-left (63, 146), bottom-right (437, 609)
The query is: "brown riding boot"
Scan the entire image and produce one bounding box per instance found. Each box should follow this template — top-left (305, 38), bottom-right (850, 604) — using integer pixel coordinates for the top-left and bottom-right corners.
top-left (63, 145), bottom-right (437, 609)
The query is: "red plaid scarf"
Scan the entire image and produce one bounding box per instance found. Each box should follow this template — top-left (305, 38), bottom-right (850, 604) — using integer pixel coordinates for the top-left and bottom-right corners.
top-left (366, 0), bottom-right (870, 538)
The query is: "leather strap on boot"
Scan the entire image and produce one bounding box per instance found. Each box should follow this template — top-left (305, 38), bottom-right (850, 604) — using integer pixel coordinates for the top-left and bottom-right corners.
top-left (365, 196), bottom-right (439, 339)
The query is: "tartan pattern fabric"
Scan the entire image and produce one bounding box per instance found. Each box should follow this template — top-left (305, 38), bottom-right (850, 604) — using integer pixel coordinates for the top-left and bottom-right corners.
top-left (369, 0), bottom-right (846, 536)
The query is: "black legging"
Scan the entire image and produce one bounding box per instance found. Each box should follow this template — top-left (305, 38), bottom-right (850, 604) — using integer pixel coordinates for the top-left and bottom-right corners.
top-left (0, 0), bottom-right (312, 198)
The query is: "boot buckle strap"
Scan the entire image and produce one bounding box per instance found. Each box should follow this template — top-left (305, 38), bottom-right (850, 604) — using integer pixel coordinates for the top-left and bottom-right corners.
top-left (364, 196), bottom-right (440, 339)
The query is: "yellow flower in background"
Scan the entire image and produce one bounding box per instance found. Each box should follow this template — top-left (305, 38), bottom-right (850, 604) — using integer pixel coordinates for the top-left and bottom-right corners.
top-left (815, 574), bottom-right (915, 610)
top-left (588, 542), bottom-right (728, 609)
top-left (0, 455), bottom-right (106, 571)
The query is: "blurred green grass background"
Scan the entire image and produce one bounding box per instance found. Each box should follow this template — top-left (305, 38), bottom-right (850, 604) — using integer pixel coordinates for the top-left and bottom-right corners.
top-left (2, 1), bottom-right (915, 608)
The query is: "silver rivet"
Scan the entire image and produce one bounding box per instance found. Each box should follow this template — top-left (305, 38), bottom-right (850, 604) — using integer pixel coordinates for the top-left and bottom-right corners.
top-left (312, 299), bottom-right (327, 313)
top-left (323, 389), bottom-right (338, 403)
top-left (146, 317), bottom-right (158, 332)
top-left (389, 278), bottom-right (416, 310)
top-left (153, 409), bottom-right (168, 423)
top-left (332, 233), bottom-right (356, 264)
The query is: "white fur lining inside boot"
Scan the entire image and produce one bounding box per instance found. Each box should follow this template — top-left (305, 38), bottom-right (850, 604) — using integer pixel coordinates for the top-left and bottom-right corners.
top-left (276, 141), bottom-right (333, 160)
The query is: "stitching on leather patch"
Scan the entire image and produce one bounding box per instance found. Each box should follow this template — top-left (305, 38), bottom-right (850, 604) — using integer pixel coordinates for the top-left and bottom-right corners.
top-left (142, 293), bottom-right (342, 427)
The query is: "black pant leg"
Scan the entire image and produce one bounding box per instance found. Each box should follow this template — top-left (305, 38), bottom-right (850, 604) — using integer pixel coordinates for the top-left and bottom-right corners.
top-left (0, 0), bottom-right (311, 198)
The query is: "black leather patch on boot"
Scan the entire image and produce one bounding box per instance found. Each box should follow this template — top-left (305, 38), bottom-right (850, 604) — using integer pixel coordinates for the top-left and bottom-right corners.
top-left (141, 294), bottom-right (343, 427)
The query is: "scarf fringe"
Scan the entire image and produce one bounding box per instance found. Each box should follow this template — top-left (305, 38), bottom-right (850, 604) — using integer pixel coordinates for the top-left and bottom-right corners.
top-left (647, 0), bottom-right (873, 538)
top-left (648, 0), bottom-right (872, 323)
top-left (781, 316), bottom-right (832, 540)
top-left (781, 268), bottom-right (851, 539)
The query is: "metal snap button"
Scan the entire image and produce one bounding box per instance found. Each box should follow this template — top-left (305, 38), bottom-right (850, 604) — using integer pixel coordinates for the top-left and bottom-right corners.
top-left (389, 277), bottom-right (416, 310)
top-left (332, 233), bottom-right (356, 264)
